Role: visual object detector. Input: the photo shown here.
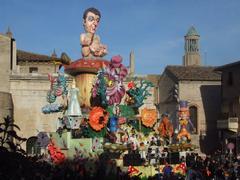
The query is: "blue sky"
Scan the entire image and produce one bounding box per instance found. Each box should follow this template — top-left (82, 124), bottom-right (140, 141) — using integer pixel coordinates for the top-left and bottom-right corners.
top-left (1, 0), bottom-right (240, 74)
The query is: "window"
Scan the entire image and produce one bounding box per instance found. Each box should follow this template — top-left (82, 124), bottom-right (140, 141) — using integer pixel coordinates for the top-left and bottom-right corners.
top-left (189, 106), bottom-right (198, 134)
top-left (29, 67), bottom-right (38, 73)
top-left (229, 102), bottom-right (234, 117)
top-left (26, 136), bottom-right (41, 155)
top-left (227, 72), bottom-right (233, 86)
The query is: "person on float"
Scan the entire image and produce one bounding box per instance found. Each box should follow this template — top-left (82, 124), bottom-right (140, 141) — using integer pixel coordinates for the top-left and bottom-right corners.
top-left (80, 7), bottom-right (107, 58)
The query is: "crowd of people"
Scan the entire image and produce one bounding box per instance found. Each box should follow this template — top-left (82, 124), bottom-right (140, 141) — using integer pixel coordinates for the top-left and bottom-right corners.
top-left (183, 151), bottom-right (240, 180)
top-left (0, 148), bottom-right (130, 180)
top-left (1, 146), bottom-right (240, 180)
top-left (158, 150), bottom-right (240, 180)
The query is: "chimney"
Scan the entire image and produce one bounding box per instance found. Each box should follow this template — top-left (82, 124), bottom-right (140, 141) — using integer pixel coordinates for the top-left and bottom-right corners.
top-left (129, 51), bottom-right (135, 76)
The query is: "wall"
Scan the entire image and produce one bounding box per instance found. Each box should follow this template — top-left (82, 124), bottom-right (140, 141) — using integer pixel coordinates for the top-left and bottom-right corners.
top-left (10, 74), bottom-right (63, 146)
top-left (0, 92), bottom-right (13, 123)
top-left (18, 62), bottom-right (57, 74)
top-left (158, 72), bottom-right (178, 125)
top-left (220, 65), bottom-right (240, 119)
top-left (183, 53), bottom-right (201, 66)
top-left (158, 69), bottom-right (221, 154)
top-left (0, 34), bottom-right (11, 92)
top-left (180, 80), bottom-right (221, 153)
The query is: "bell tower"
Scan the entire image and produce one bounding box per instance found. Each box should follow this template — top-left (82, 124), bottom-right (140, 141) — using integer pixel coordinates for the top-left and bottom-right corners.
top-left (183, 26), bottom-right (201, 66)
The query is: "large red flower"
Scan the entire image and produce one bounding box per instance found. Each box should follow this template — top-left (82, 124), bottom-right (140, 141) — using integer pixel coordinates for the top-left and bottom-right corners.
top-left (89, 107), bottom-right (109, 131)
top-left (47, 141), bottom-right (65, 164)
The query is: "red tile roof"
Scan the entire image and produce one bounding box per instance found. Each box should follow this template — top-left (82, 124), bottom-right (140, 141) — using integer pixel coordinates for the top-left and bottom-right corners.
top-left (165, 65), bottom-right (221, 81)
top-left (17, 49), bottom-right (70, 64)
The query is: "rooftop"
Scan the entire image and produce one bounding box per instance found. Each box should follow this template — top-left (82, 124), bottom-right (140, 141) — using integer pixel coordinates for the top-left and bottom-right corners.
top-left (186, 26), bottom-right (199, 36)
top-left (165, 65), bottom-right (221, 81)
top-left (215, 60), bottom-right (240, 71)
top-left (17, 50), bottom-right (70, 64)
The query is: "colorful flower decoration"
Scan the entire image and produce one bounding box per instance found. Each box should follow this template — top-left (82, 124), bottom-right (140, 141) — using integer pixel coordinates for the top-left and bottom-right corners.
top-left (109, 117), bottom-right (118, 133)
top-left (37, 132), bottom-right (50, 147)
top-left (42, 104), bottom-right (64, 114)
top-left (140, 108), bottom-right (157, 128)
top-left (91, 55), bottom-right (128, 106)
top-left (43, 73), bottom-right (68, 114)
top-left (128, 166), bottom-right (139, 175)
top-left (47, 141), bottom-right (65, 164)
top-left (47, 73), bottom-right (68, 103)
top-left (158, 115), bottom-right (174, 138)
top-left (127, 81), bottom-right (135, 89)
top-left (89, 107), bottom-right (109, 131)
top-left (126, 79), bottom-right (154, 109)
top-left (175, 162), bottom-right (187, 175)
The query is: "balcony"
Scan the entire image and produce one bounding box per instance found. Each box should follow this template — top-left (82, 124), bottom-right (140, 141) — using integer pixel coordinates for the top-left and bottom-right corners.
top-left (217, 117), bottom-right (239, 132)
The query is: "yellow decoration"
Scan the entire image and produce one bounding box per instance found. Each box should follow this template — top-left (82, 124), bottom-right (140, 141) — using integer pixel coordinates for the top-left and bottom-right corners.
top-left (129, 164), bottom-right (186, 178)
top-left (177, 107), bottom-right (191, 141)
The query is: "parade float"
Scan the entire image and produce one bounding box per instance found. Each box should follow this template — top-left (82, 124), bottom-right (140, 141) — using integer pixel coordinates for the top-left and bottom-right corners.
top-left (38, 7), bottom-right (198, 178)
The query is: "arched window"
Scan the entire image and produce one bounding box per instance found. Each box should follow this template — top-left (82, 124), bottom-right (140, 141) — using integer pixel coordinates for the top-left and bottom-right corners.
top-left (189, 106), bottom-right (198, 134)
top-left (26, 136), bottom-right (41, 155)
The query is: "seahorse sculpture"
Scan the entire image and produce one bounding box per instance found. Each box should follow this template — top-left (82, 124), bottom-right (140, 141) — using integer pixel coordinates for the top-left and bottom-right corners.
top-left (42, 73), bottom-right (68, 114)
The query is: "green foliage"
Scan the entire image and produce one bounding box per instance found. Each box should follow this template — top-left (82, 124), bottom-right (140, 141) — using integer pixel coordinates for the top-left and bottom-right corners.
top-left (0, 116), bottom-right (27, 154)
top-left (129, 119), bottom-right (153, 135)
top-left (87, 126), bottom-right (107, 138)
top-left (127, 78), bottom-right (154, 109)
top-left (95, 69), bottom-right (108, 107)
top-left (106, 105), bottom-right (136, 118)
top-left (140, 176), bottom-right (148, 180)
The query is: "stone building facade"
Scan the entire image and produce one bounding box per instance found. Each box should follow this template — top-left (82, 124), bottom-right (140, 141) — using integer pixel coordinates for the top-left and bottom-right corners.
top-left (10, 74), bottom-right (62, 139)
top-left (0, 31), bottom-right (70, 151)
top-left (0, 31), bottom-right (15, 120)
top-left (158, 26), bottom-right (222, 154)
top-left (11, 49), bottom-right (69, 141)
top-left (216, 61), bottom-right (240, 154)
top-left (158, 66), bottom-right (221, 153)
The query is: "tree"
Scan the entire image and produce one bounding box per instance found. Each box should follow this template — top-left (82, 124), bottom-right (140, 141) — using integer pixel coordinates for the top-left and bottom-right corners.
top-left (0, 116), bottom-right (27, 154)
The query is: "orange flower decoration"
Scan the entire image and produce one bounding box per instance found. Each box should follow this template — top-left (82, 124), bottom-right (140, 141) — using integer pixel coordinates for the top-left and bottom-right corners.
top-left (140, 108), bottom-right (157, 127)
top-left (89, 107), bottom-right (109, 131)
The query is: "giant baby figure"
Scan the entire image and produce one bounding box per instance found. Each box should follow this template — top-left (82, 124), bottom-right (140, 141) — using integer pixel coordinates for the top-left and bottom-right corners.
top-left (80, 7), bottom-right (108, 58)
